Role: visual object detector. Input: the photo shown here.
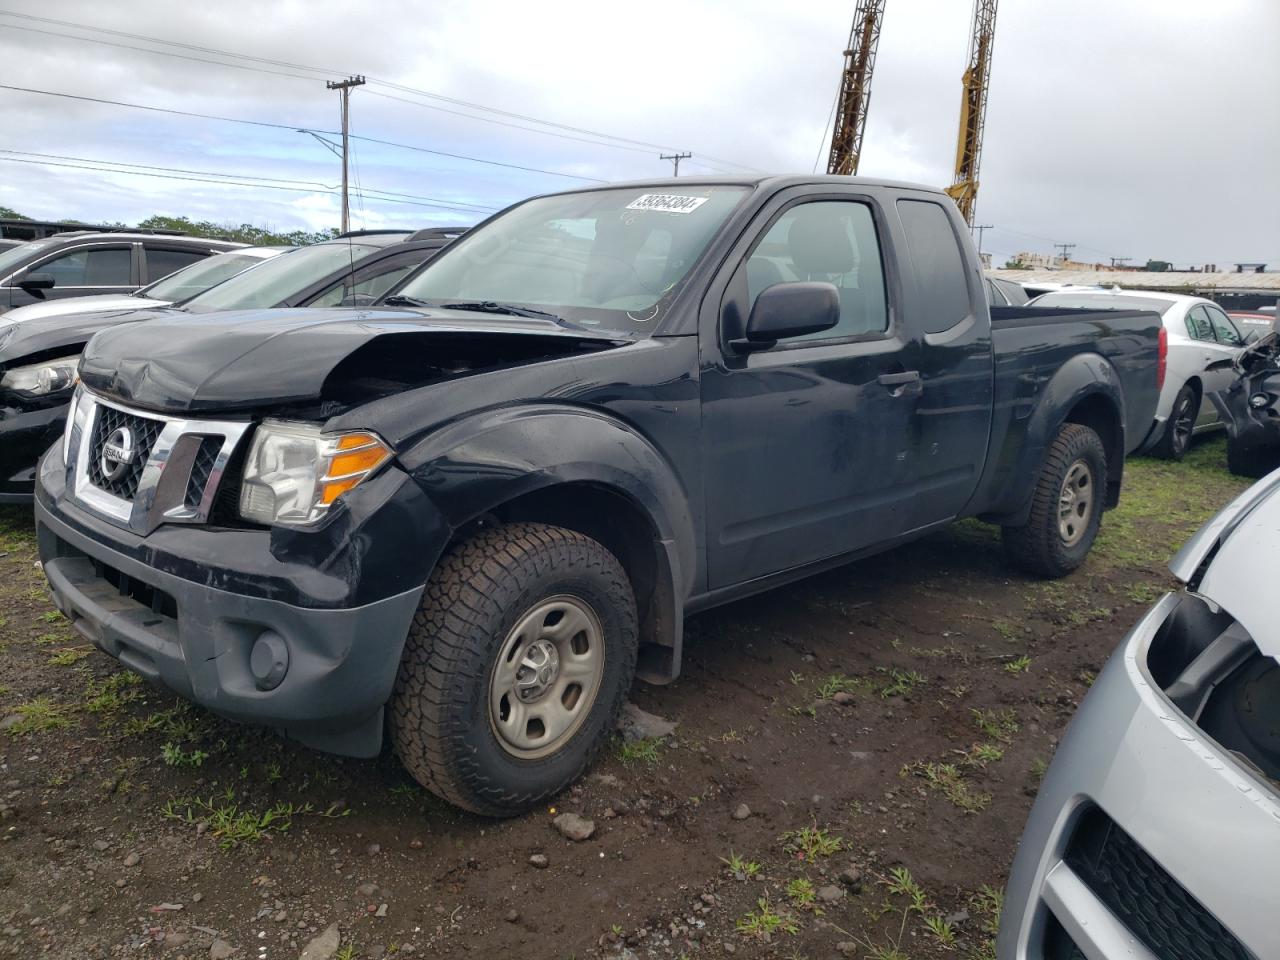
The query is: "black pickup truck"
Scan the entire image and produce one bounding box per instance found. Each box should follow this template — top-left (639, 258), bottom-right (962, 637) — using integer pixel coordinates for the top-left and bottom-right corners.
top-left (34, 176), bottom-right (1161, 815)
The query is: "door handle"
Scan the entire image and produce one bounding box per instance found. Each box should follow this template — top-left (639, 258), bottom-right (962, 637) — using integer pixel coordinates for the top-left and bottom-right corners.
top-left (878, 370), bottom-right (922, 397)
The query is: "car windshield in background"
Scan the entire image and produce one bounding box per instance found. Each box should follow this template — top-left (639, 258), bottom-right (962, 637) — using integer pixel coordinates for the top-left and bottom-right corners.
top-left (1032, 292), bottom-right (1175, 315)
top-left (0, 237), bottom-right (56, 277)
top-left (184, 242), bottom-right (378, 311)
top-left (140, 251), bottom-right (278, 303)
top-left (394, 185), bottom-right (750, 335)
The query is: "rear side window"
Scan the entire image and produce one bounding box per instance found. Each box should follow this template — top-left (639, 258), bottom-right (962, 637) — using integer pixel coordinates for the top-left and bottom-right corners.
top-left (744, 200), bottom-right (889, 340)
top-left (145, 247), bottom-right (205, 282)
top-left (896, 200), bottom-right (971, 334)
top-left (1184, 306), bottom-right (1214, 341)
top-left (1204, 305), bottom-right (1244, 347)
top-left (985, 277), bottom-right (1007, 306)
top-left (37, 246), bottom-right (132, 286)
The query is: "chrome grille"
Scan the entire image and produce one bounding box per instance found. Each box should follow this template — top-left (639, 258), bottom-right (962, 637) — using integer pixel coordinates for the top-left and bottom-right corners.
top-left (66, 388), bottom-right (253, 534)
top-left (86, 405), bottom-right (164, 500)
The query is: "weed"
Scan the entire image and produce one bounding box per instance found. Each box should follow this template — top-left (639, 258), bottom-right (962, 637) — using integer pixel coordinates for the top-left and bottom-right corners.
top-left (972, 707), bottom-right (1018, 743)
top-left (161, 742), bottom-right (209, 767)
top-left (877, 667), bottom-right (926, 698)
top-left (33, 632), bottom-right (67, 646)
top-left (5, 697), bottom-right (75, 735)
top-left (924, 914), bottom-right (958, 948)
top-left (616, 736), bottom-right (663, 765)
top-left (162, 793), bottom-right (313, 849)
top-left (1030, 757), bottom-right (1049, 782)
top-left (48, 647), bottom-right (92, 666)
top-left (707, 729), bottom-right (745, 744)
top-left (991, 619), bottom-right (1021, 641)
top-left (1004, 655), bottom-right (1032, 675)
top-left (789, 671), bottom-right (805, 686)
top-left (736, 897), bottom-right (798, 938)
top-left (1077, 669), bottom-right (1097, 687)
top-left (720, 851), bottom-right (761, 881)
top-left (38, 610), bottom-right (65, 623)
top-left (781, 825), bottom-right (843, 861)
top-left (817, 673), bottom-right (865, 700)
top-left (788, 704), bottom-right (817, 719)
top-left (963, 742), bottom-right (1004, 767)
top-left (265, 762), bottom-right (282, 783)
top-left (85, 672), bottom-right (143, 715)
top-left (785, 877), bottom-right (816, 909)
top-left (335, 946), bottom-right (357, 960)
top-left (853, 867), bottom-right (932, 960)
top-left (903, 761), bottom-right (991, 813)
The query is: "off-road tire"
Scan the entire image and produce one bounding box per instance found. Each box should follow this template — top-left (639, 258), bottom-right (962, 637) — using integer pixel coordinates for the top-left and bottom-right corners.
top-left (1155, 382), bottom-right (1197, 461)
top-left (1226, 437), bottom-right (1277, 479)
top-left (1002, 423), bottom-right (1107, 578)
top-left (389, 522), bottom-right (638, 817)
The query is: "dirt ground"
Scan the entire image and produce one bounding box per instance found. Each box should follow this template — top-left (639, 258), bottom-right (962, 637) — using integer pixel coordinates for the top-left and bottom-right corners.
top-left (0, 438), bottom-right (1251, 960)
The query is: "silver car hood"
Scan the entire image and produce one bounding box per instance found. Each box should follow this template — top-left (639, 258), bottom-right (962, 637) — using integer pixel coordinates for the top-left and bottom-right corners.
top-left (0, 293), bottom-right (167, 323)
top-left (1170, 469), bottom-right (1280, 659)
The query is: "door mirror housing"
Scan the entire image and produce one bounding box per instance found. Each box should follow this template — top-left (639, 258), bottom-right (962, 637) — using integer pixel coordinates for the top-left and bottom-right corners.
top-left (737, 282), bottom-right (840, 351)
top-left (18, 272), bottom-right (55, 294)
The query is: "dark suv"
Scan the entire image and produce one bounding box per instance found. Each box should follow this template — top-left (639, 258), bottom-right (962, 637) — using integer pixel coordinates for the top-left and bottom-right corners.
top-left (0, 231), bottom-right (244, 313)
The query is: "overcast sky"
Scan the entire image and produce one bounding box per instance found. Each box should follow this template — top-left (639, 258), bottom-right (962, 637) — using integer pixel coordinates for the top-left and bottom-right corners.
top-left (0, 0), bottom-right (1276, 267)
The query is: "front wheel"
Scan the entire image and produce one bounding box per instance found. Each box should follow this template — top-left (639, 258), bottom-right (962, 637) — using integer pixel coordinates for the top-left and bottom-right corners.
top-left (389, 522), bottom-right (638, 817)
top-left (1002, 423), bottom-right (1108, 578)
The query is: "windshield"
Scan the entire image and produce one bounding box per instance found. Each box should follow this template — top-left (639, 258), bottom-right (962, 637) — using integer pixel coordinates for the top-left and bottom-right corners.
top-left (1030, 292), bottom-right (1176, 315)
top-left (0, 237), bottom-right (57, 278)
top-left (185, 242), bottom-right (377, 311)
top-left (140, 251), bottom-right (280, 303)
top-left (394, 185), bottom-right (749, 334)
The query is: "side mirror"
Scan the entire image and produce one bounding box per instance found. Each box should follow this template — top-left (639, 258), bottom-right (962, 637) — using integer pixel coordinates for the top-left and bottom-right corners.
top-left (18, 272), bottom-right (55, 294)
top-left (737, 282), bottom-right (840, 351)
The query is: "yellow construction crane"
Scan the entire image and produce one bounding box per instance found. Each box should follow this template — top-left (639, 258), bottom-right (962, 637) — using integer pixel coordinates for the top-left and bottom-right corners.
top-left (945, 0), bottom-right (998, 225)
top-left (826, 0), bottom-right (887, 176)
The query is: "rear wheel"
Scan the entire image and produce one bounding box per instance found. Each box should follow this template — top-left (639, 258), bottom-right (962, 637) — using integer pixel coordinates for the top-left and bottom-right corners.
top-left (1002, 423), bottom-right (1107, 578)
top-left (1226, 438), bottom-right (1278, 479)
top-left (389, 522), bottom-right (637, 817)
top-left (1156, 383), bottom-right (1197, 460)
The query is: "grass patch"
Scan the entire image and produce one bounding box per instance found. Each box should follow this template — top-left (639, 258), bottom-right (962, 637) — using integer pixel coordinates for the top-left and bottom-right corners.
top-left (902, 761), bottom-right (991, 813)
top-left (47, 647), bottom-right (92, 666)
top-left (1004, 654), bottom-right (1032, 675)
top-left (4, 697), bottom-right (75, 736)
top-left (736, 897), bottom-right (798, 939)
top-left (720, 851), bottom-right (761, 881)
top-left (615, 736), bottom-right (664, 765)
top-left (785, 877), bottom-right (817, 910)
top-left (817, 673), bottom-right (866, 700)
top-left (876, 667), bottom-right (926, 698)
top-left (85, 672), bottom-right (143, 715)
top-left (161, 790), bottom-right (348, 850)
top-left (780, 824), bottom-right (843, 861)
top-left (161, 742), bottom-right (210, 767)
top-left (972, 707), bottom-right (1019, 743)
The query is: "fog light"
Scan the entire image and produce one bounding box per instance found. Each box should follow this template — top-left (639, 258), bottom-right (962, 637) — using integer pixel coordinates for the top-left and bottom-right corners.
top-left (249, 630), bottom-right (289, 690)
top-left (1249, 392), bottom-right (1272, 410)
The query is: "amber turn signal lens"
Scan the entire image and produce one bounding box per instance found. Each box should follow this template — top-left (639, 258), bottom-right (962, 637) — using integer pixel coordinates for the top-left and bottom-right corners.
top-left (337, 432), bottom-right (379, 450)
top-left (328, 444), bottom-right (390, 477)
top-left (318, 475), bottom-right (362, 506)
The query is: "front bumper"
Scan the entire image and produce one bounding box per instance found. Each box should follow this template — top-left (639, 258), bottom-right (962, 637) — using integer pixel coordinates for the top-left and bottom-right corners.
top-left (997, 594), bottom-right (1280, 960)
top-left (34, 440), bottom-right (448, 758)
top-left (0, 401), bottom-right (67, 502)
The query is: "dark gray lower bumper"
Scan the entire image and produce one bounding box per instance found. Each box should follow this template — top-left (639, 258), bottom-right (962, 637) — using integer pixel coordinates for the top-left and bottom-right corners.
top-left (37, 498), bottom-right (423, 758)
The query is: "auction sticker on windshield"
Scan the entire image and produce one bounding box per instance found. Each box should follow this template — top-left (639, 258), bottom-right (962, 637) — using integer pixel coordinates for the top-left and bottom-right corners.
top-left (626, 194), bottom-right (709, 214)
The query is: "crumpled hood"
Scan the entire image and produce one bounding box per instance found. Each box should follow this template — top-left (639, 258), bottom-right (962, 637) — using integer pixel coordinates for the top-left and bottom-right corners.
top-left (78, 306), bottom-right (625, 413)
top-left (0, 305), bottom-right (180, 366)
top-left (1170, 469), bottom-right (1280, 660)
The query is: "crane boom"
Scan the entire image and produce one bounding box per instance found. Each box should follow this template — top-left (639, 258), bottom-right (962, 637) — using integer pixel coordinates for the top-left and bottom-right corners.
top-left (945, 0), bottom-right (998, 225)
top-left (826, 0), bottom-right (887, 176)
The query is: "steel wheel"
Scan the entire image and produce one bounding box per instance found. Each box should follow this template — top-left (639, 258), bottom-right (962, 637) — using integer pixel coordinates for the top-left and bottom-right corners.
top-left (1057, 459), bottom-right (1094, 547)
top-left (488, 595), bottom-right (605, 760)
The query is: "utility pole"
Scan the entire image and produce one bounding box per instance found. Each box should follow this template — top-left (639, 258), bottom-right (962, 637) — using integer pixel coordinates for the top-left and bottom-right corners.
top-left (327, 75), bottom-right (366, 233)
top-left (972, 224), bottom-right (993, 259)
top-left (1054, 241), bottom-right (1075, 265)
top-left (1109, 257), bottom-right (1130, 269)
top-left (660, 152), bottom-right (692, 176)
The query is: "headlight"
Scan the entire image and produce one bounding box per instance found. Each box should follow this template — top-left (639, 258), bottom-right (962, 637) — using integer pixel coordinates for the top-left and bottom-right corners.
top-left (0, 355), bottom-right (80, 396)
top-left (238, 420), bottom-right (391, 526)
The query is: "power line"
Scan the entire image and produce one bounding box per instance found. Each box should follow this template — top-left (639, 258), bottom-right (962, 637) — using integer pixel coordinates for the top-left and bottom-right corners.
top-left (0, 150), bottom-right (495, 215)
top-left (0, 7), bottom-right (763, 173)
top-left (0, 83), bottom-right (606, 182)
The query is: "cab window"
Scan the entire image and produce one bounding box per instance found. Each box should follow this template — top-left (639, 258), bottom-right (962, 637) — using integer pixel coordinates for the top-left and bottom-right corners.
top-left (1184, 306), bottom-right (1215, 341)
top-left (1204, 305), bottom-right (1244, 347)
top-left (36, 246), bottom-right (132, 287)
top-left (744, 200), bottom-right (889, 340)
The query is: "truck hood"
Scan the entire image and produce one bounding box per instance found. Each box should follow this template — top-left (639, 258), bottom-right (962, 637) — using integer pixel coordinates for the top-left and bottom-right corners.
top-left (1170, 470), bottom-right (1280, 660)
top-left (78, 306), bottom-right (629, 413)
top-left (0, 305), bottom-right (180, 365)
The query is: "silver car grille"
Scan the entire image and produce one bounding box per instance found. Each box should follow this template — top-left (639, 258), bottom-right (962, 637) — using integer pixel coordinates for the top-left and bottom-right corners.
top-left (67, 388), bottom-right (253, 534)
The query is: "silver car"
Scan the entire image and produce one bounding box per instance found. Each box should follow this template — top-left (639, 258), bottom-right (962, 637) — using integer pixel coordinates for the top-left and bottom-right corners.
top-left (998, 471), bottom-right (1280, 960)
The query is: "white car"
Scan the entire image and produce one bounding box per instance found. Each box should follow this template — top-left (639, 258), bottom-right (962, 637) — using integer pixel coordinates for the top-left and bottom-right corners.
top-left (0, 246), bottom-right (289, 324)
top-left (1029, 289), bottom-right (1249, 459)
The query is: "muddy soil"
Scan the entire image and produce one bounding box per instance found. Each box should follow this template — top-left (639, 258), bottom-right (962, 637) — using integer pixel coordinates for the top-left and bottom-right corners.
top-left (0, 439), bottom-right (1248, 960)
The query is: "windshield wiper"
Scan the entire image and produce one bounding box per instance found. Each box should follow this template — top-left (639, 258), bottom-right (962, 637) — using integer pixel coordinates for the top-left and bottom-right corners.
top-left (381, 294), bottom-right (432, 308)
top-left (440, 300), bottom-right (567, 323)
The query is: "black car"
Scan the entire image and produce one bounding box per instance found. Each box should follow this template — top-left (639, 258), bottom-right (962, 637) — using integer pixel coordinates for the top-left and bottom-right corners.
top-left (34, 176), bottom-right (1162, 815)
top-left (0, 227), bottom-right (464, 501)
top-left (0, 231), bottom-right (244, 314)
